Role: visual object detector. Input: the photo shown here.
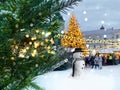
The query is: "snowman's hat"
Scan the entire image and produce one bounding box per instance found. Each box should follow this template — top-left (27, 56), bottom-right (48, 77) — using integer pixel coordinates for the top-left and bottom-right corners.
top-left (73, 48), bottom-right (83, 53)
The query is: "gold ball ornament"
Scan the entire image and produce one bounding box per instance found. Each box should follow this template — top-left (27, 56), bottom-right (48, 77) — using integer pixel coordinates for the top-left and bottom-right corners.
top-left (26, 46), bottom-right (29, 50)
top-left (15, 24), bottom-right (19, 28)
top-left (40, 42), bottom-right (44, 46)
top-left (35, 64), bottom-right (39, 67)
top-left (15, 45), bottom-right (18, 49)
top-left (45, 39), bottom-right (49, 42)
top-left (35, 30), bottom-right (39, 33)
top-left (51, 51), bottom-right (55, 54)
top-left (31, 36), bottom-right (37, 41)
top-left (47, 50), bottom-right (51, 53)
top-left (40, 55), bottom-right (44, 58)
top-left (11, 57), bottom-right (15, 60)
top-left (42, 31), bottom-right (45, 35)
top-left (47, 46), bottom-right (51, 49)
top-left (29, 42), bottom-right (32, 45)
top-left (25, 34), bottom-right (29, 38)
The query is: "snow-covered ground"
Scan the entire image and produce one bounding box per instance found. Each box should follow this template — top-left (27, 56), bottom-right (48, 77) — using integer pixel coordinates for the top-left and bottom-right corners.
top-left (33, 65), bottom-right (120, 90)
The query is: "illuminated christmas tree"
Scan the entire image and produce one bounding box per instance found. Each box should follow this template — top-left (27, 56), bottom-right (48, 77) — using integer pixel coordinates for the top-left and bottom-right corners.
top-left (61, 13), bottom-right (87, 55)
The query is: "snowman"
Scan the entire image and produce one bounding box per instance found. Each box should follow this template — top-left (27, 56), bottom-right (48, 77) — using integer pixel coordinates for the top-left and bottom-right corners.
top-left (72, 48), bottom-right (85, 77)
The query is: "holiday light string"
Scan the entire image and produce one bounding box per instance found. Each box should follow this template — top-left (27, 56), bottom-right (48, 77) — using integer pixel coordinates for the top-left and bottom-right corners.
top-left (55, 33), bottom-right (120, 45)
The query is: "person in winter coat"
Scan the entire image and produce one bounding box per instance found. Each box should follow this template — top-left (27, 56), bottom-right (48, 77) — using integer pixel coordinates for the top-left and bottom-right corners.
top-left (108, 54), bottom-right (113, 65)
top-left (72, 48), bottom-right (85, 77)
top-left (90, 55), bottom-right (95, 69)
top-left (98, 54), bottom-right (103, 69)
top-left (94, 54), bottom-right (103, 69)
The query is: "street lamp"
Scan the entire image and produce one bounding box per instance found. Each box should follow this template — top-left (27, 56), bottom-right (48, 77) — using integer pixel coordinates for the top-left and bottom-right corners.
top-left (103, 34), bottom-right (107, 40)
top-left (103, 35), bottom-right (107, 48)
top-left (86, 44), bottom-right (89, 48)
top-left (92, 49), bottom-right (96, 56)
top-left (61, 30), bottom-right (64, 34)
top-left (86, 44), bottom-right (90, 54)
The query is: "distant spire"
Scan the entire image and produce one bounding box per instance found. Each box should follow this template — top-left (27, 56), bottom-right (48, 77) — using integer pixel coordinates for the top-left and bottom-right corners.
top-left (100, 25), bottom-right (105, 30)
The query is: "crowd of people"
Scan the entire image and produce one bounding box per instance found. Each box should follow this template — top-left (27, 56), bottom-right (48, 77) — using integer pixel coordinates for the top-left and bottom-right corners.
top-left (85, 53), bottom-right (120, 69)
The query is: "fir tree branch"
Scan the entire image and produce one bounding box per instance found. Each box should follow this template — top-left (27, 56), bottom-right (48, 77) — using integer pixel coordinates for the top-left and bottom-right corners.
top-left (29, 82), bottom-right (43, 90)
top-left (59, 0), bottom-right (82, 13)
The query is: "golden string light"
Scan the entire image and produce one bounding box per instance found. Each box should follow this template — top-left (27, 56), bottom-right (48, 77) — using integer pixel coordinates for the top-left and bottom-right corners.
top-left (11, 28), bottom-right (56, 59)
top-left (86, 39), bottom-right (120, 45)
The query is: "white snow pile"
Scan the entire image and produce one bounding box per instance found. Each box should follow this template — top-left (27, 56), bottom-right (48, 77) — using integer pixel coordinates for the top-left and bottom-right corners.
top-left (31, 65), bottom-right (120, 90)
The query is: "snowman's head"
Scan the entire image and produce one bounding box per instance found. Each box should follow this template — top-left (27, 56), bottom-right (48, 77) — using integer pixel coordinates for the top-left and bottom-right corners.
top-left (73, 52), bottom-right (84, 59)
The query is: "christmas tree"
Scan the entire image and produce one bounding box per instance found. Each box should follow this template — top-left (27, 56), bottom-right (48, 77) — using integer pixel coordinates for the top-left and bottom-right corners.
top-left (61, 13), bottom-right (87, 55)
top-left (0, 0), bottom-right (81, 90)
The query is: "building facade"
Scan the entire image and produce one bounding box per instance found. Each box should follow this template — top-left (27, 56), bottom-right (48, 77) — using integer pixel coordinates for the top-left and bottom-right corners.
top-left (83, 26), bottom-right (120, 53)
